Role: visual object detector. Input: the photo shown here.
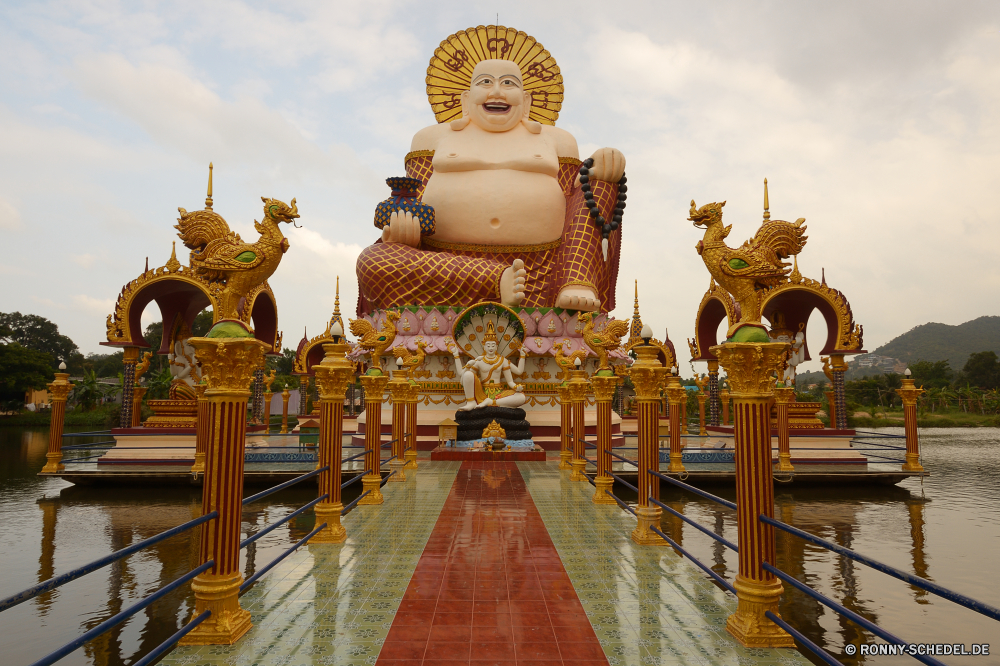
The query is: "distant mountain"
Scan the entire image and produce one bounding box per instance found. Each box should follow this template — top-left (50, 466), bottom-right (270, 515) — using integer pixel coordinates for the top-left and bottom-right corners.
top-left (873, 316), bottom-right (1000, 370)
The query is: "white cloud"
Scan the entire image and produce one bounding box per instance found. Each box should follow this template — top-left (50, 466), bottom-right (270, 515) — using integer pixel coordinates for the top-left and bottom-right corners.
top-left (71, 253), bottom-right (96, 269)
top-left (0, 196), bottom-right (22, 230)
top-left (72, 294), bottom-right (114, 314)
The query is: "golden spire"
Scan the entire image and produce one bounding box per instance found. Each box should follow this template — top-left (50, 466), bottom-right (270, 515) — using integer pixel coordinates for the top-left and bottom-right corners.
top-left (763, 177), bottom-right (770, 221)
top-left (789, 256), bottom-right (802, 284)
top-left (629, 280), bottom-right (644, 343)
top-left (484, 320), bottom-right (498, 343)
top-left (166, 241), bottom-right (181, 273)
top-left (329, 276), bottom-right (344, 332)
top-left (205, 162), bottom-right (214, 210)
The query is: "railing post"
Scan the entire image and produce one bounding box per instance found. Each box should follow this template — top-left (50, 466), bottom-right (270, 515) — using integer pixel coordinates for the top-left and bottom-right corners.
top-left (191, 381), bottom-right (207, 475)
top-left (664, 373), bottom-right (686, 474)
top-left (721, 388), bottom-right (731, 425)
top-left (568, 368), bottom-right (589, 482)
top-left (590, 373), bottom-right (619, 504)
top-left (696, 390), bottom-right (708, 436)
top-left (824, 388), bottom-right (836, 429)
top-left (120, 346), bottom-right (139, 428)
top-left (41, 370), bottom-right (72, 474)
top-left (280, 388), bottom-right (290, 434)
top-left (387, 369), bottom-right (408, 483)
top-left (555, 383), bottom-right (573, 470)
top-left (896, 375), bottom-right (924, 472)
top-left (831, 354), bottom-right (848, 430)
top-left (313, 341), bottom-right (353, 543)
top-left (359, 372), bottom-right (388, 505)
top-left (713, 341), bottom-right (794, 648)
top-left (404, 381), bottom-right (419, 469)
top-left (707, 359), bottom-right (720, 426)
top-left (774, 386), bottom-right (795, 472)
top-left (180, 334), bottom-right (267, 645)
top-left (629, 344), bottom-right (668, 545)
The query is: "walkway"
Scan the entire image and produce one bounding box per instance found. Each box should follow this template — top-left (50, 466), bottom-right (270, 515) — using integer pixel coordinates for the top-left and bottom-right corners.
top-left (161, 460), bottom-right (808, 666)
top-left (377, 461), bottom-right (607, 665)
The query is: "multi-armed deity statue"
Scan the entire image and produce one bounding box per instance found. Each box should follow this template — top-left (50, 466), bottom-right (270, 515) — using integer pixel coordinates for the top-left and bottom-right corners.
top-left (356, 27), bottom-right (626, 315)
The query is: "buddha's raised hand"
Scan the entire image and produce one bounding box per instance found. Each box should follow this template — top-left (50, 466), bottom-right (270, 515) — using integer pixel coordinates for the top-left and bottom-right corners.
top-left (381, 210), bottom-right (422, 247)
top-left (577, 147), bottom-right (626, 186)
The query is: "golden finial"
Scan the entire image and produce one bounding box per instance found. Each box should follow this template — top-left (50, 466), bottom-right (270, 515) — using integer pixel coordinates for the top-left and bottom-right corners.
top-left (166, 241), bottom-right (181, 273)
top-left (205, 162), bottom-right (214, 210)
top-left (789, 256), bottom-right (802, 284)
top-left (330, 276), bottom-right (344, 332)
top-left (763, 177), bottom-right (770, 221)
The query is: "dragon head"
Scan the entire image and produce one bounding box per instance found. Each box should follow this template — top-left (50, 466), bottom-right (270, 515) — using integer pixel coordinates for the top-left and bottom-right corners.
top-left (688, 200), bottom-right (726, 228)
top-left (261, 197), bottom-right (301, 227)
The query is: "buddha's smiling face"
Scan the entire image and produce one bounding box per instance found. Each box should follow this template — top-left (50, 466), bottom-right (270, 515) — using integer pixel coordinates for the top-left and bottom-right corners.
top-left (462, 60), bottom-right (531, 132)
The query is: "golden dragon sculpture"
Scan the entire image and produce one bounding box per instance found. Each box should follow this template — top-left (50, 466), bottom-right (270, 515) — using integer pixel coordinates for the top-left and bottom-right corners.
top-left (579, 312), bottom-right (629, 375)
top-left (689, 198), bottom-right (807, 342)
top-left (349, 310), bottom-right (400, 373)
top-left (553, 341), bottom-right (588, 382)
top-left (391, 340), bottom-right (428, 379)
top-left (175, 197), bottom-right (299, 321)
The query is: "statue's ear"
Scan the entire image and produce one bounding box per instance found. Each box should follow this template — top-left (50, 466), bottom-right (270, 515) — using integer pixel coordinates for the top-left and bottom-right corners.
top-left (522, 91), bottom-right (532, 118)
top-left (452, 91), bottom-right (472, 130)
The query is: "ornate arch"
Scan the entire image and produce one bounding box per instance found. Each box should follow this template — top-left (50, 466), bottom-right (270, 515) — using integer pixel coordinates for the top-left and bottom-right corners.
top-left (760, 276), bottom-right (863, 358)
top-left (690, 281), bottom-right (739, 361)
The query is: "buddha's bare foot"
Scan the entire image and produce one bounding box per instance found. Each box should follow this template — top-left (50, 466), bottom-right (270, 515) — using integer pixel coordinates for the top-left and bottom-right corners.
top-left (381, 210), bottom-right (421, 247)
top-left (555, 285), bottom-right (601, 312)
top-left (458, 401), bottom-right (478, 411)
top-left (500, 259), bottom-right (526, 307)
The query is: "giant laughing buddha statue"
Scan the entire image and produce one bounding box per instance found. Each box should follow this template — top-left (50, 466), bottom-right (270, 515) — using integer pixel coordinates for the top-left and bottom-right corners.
top-left (356, 26), bottom-right (627, 315)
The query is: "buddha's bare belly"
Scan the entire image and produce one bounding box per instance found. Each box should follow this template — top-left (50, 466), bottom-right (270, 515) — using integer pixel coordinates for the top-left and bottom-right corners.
top-left (422, 170), bottom-right (566, 246)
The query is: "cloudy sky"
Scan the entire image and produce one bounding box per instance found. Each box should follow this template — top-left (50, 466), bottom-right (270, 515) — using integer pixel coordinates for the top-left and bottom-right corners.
top-left (2, 1), bottom-right (998, 375)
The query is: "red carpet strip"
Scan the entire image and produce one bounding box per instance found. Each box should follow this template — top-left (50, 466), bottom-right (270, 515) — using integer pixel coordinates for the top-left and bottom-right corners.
top-left (377, 461), bottom-right (609, 666)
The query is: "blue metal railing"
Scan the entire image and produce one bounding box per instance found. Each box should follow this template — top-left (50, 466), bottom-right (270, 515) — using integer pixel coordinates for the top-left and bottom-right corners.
top-left (132, 610), bottom-right (211, 666)
top-left (0, 510), bottom-right (218, 613)
top-left (241, 523), bottom-right (327, 592)
top-left (241, 495), bottom-right (328, 549)
top-left (341, 469), bottom-right (370, 491)
top-left (242, 467), bottom-right (328, 506)
top-left (27, 560), bottom-right (215, 666)
top-left (764, 611), bottom-right (842, 666)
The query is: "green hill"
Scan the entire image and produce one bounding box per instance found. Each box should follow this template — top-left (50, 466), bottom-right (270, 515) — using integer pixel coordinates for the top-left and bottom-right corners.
top-left (874, 315), bottom-right (1000, 369)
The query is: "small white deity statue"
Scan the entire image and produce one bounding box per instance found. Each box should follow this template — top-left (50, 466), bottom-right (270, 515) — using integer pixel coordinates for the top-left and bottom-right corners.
top-left (782, 331), bottom-right (806, 386)
top-left (166, 319), bottom-right (201, 399)
top-left (450, 320), bottom-right (527, 411)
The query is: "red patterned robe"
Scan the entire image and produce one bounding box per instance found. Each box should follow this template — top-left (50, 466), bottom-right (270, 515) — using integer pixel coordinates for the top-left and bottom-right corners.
top-left (356, 151), bottom-right (621, 315)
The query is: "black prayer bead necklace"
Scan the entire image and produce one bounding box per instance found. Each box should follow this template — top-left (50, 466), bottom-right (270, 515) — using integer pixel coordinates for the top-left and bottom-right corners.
top-left (579, 157), bottom-right (627, 260)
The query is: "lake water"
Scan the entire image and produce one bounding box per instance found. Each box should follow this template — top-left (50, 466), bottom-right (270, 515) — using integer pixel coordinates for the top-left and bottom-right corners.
top-left (0, 426), bottom-right (997, 665)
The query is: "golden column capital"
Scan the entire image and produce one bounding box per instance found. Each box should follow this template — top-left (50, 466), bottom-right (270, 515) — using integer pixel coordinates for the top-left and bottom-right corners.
top-left (830, 353), bottom-right (848, 372)
top-left (314, 342), bottom-right (355, 400)
top-left (629, 345), bottom-right (669, 401)
top-left (895, 377), bottom-right (924, 407)
top-left (707, 359), bottom-right (719, 374)
top-left (589, 374), bottom-right (620, 401)
top-left (773, 386), bottom-right (795, 404)
top-left (47, 373), bottom-right (73, 403)
top-left (191, 338), bottom-right (269, 395)
top-left (711, 342), bottom-right (790, 398)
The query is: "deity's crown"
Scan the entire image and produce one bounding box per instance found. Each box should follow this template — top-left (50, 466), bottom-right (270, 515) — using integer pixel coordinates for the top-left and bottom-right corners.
top-left (427, 25), bottom-right (564, 126)
top-left (484, 320), bottom-right (498, 343)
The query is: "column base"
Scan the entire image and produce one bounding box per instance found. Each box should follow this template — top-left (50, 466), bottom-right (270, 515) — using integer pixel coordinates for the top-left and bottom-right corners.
top-left (902, 453), bottom-right (924, 472)
top-left (570, 458), bottom-right (587, 481)
top-left (592, 475), bottom-right (616, 504)
top-left (699, 424), bottom-right (708, 436)
top-left (389, 459), bottom-right (406, 482)
top-left (726, 575), bottom-right (794, 648)
top-left (179, 571), bottom-right (252, 645)
top-left (358, 474), bottom-right (384, 505)
top-left (404, 449), bottom-right (418, 469)
top-left (312, 502), bottom-right (348, 544)
top-left (41, 452), bottom-right (64, 474)
top-left (777, 453), bottom-right (794, 472)
top-left (191, 452), bottom-right (206, 475)
top-left (630, 506), bottom-right (667, 546)
top-left (667, 452), bottom-right (685, 474)
top-left (559, 449), bottom-right (572, 470)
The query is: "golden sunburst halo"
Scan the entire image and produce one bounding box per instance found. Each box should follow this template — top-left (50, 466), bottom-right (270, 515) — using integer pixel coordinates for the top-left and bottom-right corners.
top-left (426, 25), bottom-right (563, 126)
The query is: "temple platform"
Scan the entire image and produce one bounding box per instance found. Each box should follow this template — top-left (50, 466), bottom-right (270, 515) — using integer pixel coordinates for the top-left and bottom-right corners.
top-left (158, 461), bottom-right (810, 666)
top-left (430, 444), bottom-right (546, 461)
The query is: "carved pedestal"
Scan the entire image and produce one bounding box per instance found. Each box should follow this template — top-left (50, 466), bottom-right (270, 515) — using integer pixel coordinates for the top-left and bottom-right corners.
top-left (629, 345), bottom-right (668, 545)
top-left (713, 342), bottom-right (794, 648)
top-left (180, 337), bottom-right (267, 645)
top-left (313, 342), bottom-right (354, 543)
top-left (897, 378), bottom-right (925, 472)
top-left (359, 373), bottom-right (389, 505)
top-left (41, 373), bottom-right (72, 474)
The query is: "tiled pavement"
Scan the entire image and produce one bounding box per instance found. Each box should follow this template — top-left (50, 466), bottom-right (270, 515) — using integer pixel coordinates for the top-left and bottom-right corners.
top-left (161, 460), bottom-right (809, 666)
top-left (517, 462), bottom-right (809, 666)
top-left (377, 461), bottom-right (608, 666)
top-left (160, 462), bottom-right (463, 666)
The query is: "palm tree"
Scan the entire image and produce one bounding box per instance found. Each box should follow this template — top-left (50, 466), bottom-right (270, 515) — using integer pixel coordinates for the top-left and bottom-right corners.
top-left (146, 367), bottom-right (173, 400)
top-left (72, 370), bottom-right (106, 411)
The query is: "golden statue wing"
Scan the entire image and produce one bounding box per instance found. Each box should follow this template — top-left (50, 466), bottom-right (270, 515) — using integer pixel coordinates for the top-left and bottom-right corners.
top-left (601, 320), bottom-right (630, 346)
top-left (192, 235), bottom-right (265, 276)
top-left (748, 219), bottom-right (807, 267)
top-left (349, 319), bottom-right (377, 343)
top-left (175, 209), bottom-right (233, 251)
